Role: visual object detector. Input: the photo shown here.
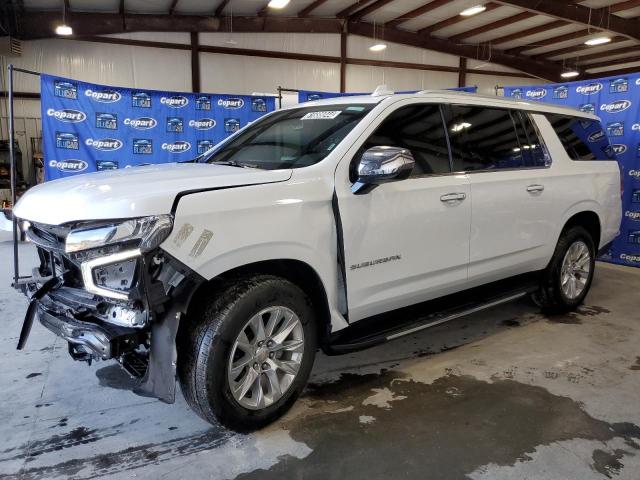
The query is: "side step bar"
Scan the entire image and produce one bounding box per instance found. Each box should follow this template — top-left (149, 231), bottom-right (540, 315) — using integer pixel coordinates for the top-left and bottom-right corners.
top-left (386, 292), bottom-right (527, 340)
top-left (325, 278), bottom-right (538, 355)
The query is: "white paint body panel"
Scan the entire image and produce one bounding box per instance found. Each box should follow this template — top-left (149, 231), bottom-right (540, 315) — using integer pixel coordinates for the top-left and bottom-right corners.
top-left (13, 92), bottom-right (622, 333)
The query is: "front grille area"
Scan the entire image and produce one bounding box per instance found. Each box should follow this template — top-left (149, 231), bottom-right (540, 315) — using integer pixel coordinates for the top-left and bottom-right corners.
top-left (26, 222), bottom-right (70, 252)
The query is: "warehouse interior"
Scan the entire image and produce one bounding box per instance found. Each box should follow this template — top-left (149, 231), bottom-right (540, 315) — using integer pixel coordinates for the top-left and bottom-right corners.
top-left (1, 1), bottom-right (640, 479)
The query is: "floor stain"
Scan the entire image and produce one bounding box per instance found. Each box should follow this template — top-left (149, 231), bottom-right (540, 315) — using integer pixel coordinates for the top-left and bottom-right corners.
top-left (591, 448), bottom-right (626, 478)
top-left (26, 373), bottom-right (42, 379)
top-left (95, 364), bottom-right (138, 391)
top-left (500, 318), bottom-right (521, 327)
top-left (630, 357), bottom-right (640, 371)
top-left (1, 427), bottom-right (233, 480)
top-left (235, 371), bottom-right (640, 480)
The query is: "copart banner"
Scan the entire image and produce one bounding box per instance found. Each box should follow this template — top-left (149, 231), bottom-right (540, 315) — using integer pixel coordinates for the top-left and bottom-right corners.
top-left (504, 74), bottom-right (640, 268)
top-left (41, 74), bottom-right (275, 181)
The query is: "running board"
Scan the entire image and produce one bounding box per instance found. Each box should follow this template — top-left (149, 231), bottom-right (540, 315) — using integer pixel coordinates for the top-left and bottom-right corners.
top-left (386, 292), bottom-right (527, 341)
top-left (325, 275), bottom-right (539, 355)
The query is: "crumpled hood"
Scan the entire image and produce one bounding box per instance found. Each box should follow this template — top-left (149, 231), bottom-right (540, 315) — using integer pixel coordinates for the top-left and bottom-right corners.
top-left (14, 163), bottom-right (292, 225)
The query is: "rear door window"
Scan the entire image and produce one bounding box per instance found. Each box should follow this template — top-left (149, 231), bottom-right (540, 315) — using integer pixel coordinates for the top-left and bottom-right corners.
top-left (545, 113), bottom-right (615, 161)
top-left (513, 111), bottom-right (550, 168)
top-left (441, 105), bottom-right (524, 172)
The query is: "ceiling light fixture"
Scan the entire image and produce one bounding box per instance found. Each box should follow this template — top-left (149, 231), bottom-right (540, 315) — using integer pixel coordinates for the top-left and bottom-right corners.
top-left (561, 70), bottom-right (580, 79)
top-left (55, 25), bottom-right (73, 35)
top-left (584, 36), bottom-right (612, 46)
top-left (369, 43), bottom-right (387, 52)
top-left (369, 21), bottom-right (387, 52)
top-left (267, 0), bottom-right (290, 8)
top-left (460, 5), bottom-right (486, 16)
top-left (55, 0), bottom-right (73, 36)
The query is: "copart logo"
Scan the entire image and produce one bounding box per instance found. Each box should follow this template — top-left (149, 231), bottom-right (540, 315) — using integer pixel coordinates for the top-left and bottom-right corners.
top-left (629, 169), bottom-right (640, 179)
top-left (85, 89), bottom-right (121, 103)
top-left (161, 141), bottom-right (191, 153)
top-left (625, 211), bottom-right (640, 220)
top-left (49, 159), bottom-right (88, 173)
top-left (85, 138), bottom-right (123, 151)
top-left (160, 96), bottom-right (189, 108)
top-left (189, 118), bottom-right (216, 130)
top-left (576, 83), bottom-right (603, 95)
top-left (600, 100), bottom-right (631, 113)
top-left (218, 98), bottom-right (245, 109)
top-left (620, 253), bottom-right (640, 264)
top-left (124, 117), bottom-right (157, 130)
top-left (631, 123), bottom-right (640, 131)
top-left (46, 108), bottom-right (86, 123)
top-left (525, 88), bottom-right (546, 100)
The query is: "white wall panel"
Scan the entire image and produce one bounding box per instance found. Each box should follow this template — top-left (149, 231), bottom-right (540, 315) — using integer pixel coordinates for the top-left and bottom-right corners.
top-left (199, 32), bottom-right (341, 56)
top-left (199, 53), bottom-right (340, 94)
top-left (1, 38), bottom-right (191, 93)
top-left (346, 65), bottom-right (458, 93)
top-left (347, 35), bottom-right (459, 67)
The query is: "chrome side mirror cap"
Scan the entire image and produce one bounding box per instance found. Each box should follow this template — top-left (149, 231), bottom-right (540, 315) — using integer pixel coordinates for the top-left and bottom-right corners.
top-left (352, 146), bottom-right (415, 194)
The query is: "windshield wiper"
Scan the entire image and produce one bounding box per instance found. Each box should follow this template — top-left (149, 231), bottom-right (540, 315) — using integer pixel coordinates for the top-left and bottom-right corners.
top-left (212, 160), bottom-right (261, 169)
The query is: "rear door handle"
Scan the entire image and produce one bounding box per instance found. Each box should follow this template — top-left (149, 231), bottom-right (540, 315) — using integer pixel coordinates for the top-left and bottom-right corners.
top-left (526, 184), bottom-right (544, 193)
top-left (440, 193), bottom-right (466, 203)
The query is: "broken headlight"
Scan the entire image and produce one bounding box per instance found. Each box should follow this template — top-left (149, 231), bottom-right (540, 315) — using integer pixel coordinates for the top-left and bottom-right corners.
top-left (65, 215), bottom-right (173, 254)
top-left (65, 215), bottom-right (173, 301)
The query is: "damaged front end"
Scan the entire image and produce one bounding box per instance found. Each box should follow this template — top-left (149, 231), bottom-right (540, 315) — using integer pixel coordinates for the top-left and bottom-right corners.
top-left (15, 215), bottom-right (203, 403)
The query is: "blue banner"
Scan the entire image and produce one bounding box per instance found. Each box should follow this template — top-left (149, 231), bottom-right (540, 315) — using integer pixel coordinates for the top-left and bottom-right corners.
top-left (297, 86), bottom-right (477, 103)
top-left (41, 74), bottom-right (276, 180)
top-left (504, 74), bottom-right (640, 268)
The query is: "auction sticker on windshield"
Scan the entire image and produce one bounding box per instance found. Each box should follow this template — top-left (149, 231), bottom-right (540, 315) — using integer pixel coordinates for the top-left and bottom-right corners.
top-left (301, 111), bottom-right (341, 120)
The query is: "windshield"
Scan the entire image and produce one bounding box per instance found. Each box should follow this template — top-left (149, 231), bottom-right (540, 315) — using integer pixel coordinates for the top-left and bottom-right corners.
top-left (201, 104), bottom-right (375, 169)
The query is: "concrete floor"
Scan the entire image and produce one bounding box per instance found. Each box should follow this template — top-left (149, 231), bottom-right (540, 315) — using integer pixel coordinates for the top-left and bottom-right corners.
top-left (1, 241), bottom-right (640, 480)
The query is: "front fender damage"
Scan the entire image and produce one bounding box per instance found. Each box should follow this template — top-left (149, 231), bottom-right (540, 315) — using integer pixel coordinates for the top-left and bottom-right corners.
top-left (133, 252), bottom-right (203, 403)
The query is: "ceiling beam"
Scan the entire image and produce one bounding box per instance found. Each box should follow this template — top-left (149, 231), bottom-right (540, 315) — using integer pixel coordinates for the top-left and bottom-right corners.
top-left (505, 28), bottom-right (600, 55)
top-left (385, 0), bottom-right (452, 29)
top-left (493, 0), bottom-right (640, 41)
top-left (119, 0), bottom-right (125, 15)
top-left (214, 0), bottom-right (230, 17)
top-left (584, 63), bottom-right (640, 78)
top-left (297, 0), bottom-right (329, 17)
top-left (418, 3), bottom-right (502, 35)
top-left (59, 34), bottom-right (536, 78)
top-left (581, 55), bottom-right (640, 70)
top-left (336, 1), bottom-right (377, 18)
top-left (349, 0), bottom-right (395, 21)
top-left (575, 44), bottom-right (639, 63)
top-left (449, 11), bottom-right (536, 42)
top-left (609, 0), bottom-right (640, 13)
top-left (18, 11), bottom-right (345, 37)
top-left (488, 20), bottom-right (567, 46)
top-left (348, 21), bottom-right (565, 80)
top-left (530, 36), bottom-right (627, 60)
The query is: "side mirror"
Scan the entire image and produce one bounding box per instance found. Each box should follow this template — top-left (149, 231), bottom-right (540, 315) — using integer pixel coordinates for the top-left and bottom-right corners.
top-left (352, 146), bottom-right (415, 194)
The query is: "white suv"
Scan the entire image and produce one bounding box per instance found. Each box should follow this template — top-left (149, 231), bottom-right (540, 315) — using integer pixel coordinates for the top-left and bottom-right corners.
top-left (13, 90), bottom-right (621, 432)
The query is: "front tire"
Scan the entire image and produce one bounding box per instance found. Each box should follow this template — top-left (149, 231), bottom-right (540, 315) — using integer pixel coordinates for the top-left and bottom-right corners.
top-left (534, 226), bottom-right (596, 314)
top-left (178, 275), bottom-right (317, 432)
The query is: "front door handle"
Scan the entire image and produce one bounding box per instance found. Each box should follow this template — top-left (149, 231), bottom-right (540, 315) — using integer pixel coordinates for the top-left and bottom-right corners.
top-left (526, 184), bottom-right (545, 193)
top-left (440, 192), bottom-right (467, 203)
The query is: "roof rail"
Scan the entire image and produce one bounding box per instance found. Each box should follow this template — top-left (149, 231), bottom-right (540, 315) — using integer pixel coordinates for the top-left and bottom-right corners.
top-left (371, 85), bottom-right (394, 97)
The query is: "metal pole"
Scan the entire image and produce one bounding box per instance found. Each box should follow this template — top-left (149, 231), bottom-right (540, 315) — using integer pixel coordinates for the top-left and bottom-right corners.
top-left (8, 64), bottom-right (20, 289)
top-left (277, 86), bottom-right (282, 109)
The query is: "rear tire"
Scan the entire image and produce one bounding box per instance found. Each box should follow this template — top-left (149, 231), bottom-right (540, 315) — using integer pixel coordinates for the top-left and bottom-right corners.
top-left (178, 275), bottom-right (317, 432)
top-left (534, 226), bottom-right (596, 314)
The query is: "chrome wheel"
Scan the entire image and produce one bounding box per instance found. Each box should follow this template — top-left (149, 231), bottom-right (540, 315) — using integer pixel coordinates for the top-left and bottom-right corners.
top-left (227, 306), bottom-right (304, 410)
top-left (560, 240), bottom-right (591, 300)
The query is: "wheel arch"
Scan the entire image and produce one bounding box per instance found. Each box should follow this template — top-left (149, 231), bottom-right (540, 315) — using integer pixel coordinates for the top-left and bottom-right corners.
top-left (180, 259), bottom-right (334, 349)
top-left (561, 210), bottom-right (601, 249)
